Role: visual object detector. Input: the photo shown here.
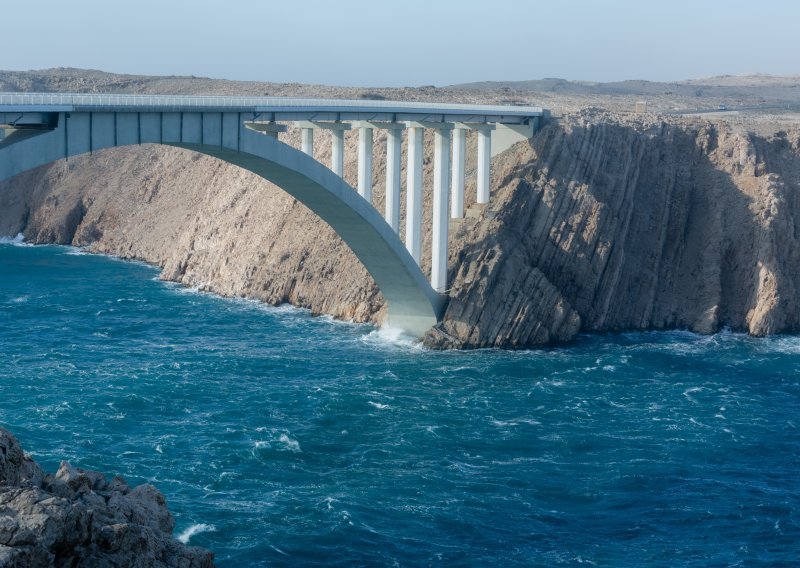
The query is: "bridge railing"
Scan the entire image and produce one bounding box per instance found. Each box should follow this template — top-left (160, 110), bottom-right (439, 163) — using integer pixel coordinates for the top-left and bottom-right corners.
top-left (0, 93), bottom-right (544, 118)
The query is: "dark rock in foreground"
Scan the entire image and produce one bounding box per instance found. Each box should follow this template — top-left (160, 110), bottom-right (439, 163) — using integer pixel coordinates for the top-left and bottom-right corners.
top-left (0, 427), bottom-right (214, 567)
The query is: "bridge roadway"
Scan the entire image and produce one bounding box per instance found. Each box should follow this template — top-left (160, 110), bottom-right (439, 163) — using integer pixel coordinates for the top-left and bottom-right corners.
top-left (0, 94), bottom-right (546, 337)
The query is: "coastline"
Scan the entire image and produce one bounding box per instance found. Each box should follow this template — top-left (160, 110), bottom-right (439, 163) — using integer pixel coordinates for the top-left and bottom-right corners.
top-left (1, 71), bottom-right (800, 349)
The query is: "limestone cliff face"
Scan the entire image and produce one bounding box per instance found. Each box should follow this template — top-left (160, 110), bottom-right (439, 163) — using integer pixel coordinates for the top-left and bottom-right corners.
top-left (1, 113), bottom-right (799, 348)
top-left (427, 112), bottom-right (800, 347)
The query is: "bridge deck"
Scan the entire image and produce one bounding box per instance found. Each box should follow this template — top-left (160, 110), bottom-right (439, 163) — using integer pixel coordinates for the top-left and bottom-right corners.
top-left (0, 93), bottom-right (544, 124)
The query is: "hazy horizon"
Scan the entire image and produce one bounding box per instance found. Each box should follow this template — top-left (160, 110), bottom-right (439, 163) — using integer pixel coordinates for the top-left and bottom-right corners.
top-left (1, 0), bottom-right (798, 87)
top-left (4, 66), bottom-right (800, 88)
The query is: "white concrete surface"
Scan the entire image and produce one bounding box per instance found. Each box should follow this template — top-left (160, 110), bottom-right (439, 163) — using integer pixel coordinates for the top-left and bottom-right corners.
top-left (477, 128), bottom-right (492, 204)
top-left (405, 126), bottom-right (424, 264)
top-left (301, 127), bottom-right (313, 156)
top-left (357, 126), bottom-right (373, 202)
top-left (451, 127), bottom-right (467, 219)
top-left (432, 128), bottom-right (452, 293)
top-left (385, 128), bottom-right (402, 233)
top-left (331, 129), bottom-right (344, 177)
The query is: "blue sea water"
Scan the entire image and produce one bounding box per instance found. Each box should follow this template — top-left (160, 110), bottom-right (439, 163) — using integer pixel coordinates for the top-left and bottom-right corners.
top-left (0, 239), bottom-right (798, 566)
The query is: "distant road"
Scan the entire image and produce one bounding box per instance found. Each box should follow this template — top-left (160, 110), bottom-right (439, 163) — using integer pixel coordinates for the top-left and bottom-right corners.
top-left (666, 103), bottom-right (799, 116)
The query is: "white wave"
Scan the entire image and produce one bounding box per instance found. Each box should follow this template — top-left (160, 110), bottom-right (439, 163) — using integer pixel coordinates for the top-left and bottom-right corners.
top-left (9, 295), bottom-right (29, 304)
top-left (64, 247), bottom-right (89, 256)
top-left (755, 335), bottom-right (800, 355)
top-left (177, 523), bottom-right (216, 544)
top-left (360, 325), bottom-right (423, 350)
top-left (0, 233), bottom-right (28, 246)
top-left (277, 433), bottom-right (301, 453)
top-left (368, 401), bottom-right (390, 410)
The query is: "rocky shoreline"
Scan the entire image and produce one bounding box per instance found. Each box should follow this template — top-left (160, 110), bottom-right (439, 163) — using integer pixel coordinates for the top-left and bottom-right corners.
top-left (0, 427), bottom-right (214, 567)
top-left (1, 69), bottom-right (800, 349)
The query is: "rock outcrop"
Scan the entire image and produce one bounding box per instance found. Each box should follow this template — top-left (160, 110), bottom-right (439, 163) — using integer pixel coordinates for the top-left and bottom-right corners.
top-left (1, 71), bottom-right (800, 348)
top-left (0, 428), bottom-right (214, 567)
top-left (426, 112), bottom-right (800, 347)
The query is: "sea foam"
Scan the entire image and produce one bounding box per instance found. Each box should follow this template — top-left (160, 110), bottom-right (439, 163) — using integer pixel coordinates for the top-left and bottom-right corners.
top-left (361, 325), bottom-right (422, 350)
top-left (177, 523), bottom-right (216, 544)
top-left (0, 233), bottom-right (27, 246)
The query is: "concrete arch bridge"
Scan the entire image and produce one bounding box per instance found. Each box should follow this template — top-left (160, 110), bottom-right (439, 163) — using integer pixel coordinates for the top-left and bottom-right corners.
top-left (0, 93), bottom-right (546, 336)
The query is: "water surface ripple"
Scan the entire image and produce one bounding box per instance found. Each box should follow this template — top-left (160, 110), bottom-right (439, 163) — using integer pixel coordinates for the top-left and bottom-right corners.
top-left (1, 243), bottom-right (798, 565)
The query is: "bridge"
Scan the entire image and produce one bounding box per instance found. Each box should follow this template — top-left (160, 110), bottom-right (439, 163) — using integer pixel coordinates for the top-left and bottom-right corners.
top-left (0, 93), bottom-right (546, 336)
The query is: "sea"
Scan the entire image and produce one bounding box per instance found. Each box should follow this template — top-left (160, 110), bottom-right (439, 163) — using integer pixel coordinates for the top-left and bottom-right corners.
top-left (1, 238), bottom-right (798, 566)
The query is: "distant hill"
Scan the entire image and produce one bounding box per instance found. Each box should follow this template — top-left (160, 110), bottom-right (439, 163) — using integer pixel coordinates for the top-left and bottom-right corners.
top-left (450, 75), bottom-right (800, 102)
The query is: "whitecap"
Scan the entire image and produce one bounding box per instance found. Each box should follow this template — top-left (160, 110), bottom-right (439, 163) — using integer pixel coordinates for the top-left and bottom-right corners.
top-left (277, 433), bottom-right (301, 453)
top-left (65, 248), bottom-right (88, 256)
top-left (360, 325), bottom-right (422, 350)
top-left (0, 233), bottom-right (28, 246)
top-left (9, 295), bottom-right (29, 304)
top-left (368, 401), bottom-right (390, 410)
top-left (492, 420), bottom-right (515, 428)
top-left (177, 523), bottom-right (216, 544)
top-left (269, 545), bottom-right (290, 556)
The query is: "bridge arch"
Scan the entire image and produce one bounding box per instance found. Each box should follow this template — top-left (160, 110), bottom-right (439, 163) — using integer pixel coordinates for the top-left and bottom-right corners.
top-left (0, 113), bottom-right (445, 336)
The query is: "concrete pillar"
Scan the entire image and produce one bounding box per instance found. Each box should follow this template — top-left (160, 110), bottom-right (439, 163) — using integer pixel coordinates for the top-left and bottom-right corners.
top-left (352, 121), bottom-right (406, 228)
top-left (432, 127), bottom-right (452, 293)
top-left (451, 127), bottom-right (466, 218)
top-left (294, 121), bottom-right (351, 177)
top-left (477, 128), bottom-right (491, 203)
top-left (331, 129), bottom-right (344, 177)
top-left (301, 127), bottom-right (313, 156)
top-left (385, 128), bottom-right (402, 232)
top-left (405, 126), bottom-right (424, 264)
top-left (357, 126), bottom-right (373, 202)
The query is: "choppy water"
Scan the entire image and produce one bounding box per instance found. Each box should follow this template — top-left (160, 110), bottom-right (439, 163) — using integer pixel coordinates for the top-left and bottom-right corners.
top-left (1, 239), bottom-right (798, 566)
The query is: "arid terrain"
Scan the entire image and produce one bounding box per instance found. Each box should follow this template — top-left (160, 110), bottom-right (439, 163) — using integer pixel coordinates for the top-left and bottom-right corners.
top-left (2, 68), bottom-right (800, 347)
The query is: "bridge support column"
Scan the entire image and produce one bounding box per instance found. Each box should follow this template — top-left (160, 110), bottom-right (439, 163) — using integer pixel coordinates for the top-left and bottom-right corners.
top-left (405, 126), bottom-right (424, 264)
top-left (301, 127), bottom-right (313, 156)
top-left (331, 130), bottom-right (345, 177)
top-left (431, 125), bottom-right (453, 293)
top-left (451, 127), bottom-right (467, 218)
top-left (353, 121), bottom-right (406, 232)
top-left (385, 127), bottom-right (403, 233)
top-left (294, 121), bottom-right (351, 177)
top-left (357, 126), bottom-right (373, 202)
top-left (476, 125), bottom-right (496, 204)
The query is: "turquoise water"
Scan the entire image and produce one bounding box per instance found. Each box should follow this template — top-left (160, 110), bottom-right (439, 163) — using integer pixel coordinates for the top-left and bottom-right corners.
top-left (1, 240), bottom-right (799, 566)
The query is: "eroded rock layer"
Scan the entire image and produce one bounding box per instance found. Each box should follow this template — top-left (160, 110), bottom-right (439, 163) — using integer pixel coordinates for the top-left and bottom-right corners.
top-left (1, 112), bottom-right (799, 348)
top-left (428, 112), bottom-right (800, 347)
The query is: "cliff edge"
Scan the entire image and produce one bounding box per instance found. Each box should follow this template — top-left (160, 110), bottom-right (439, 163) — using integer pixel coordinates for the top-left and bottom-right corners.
top-left (428, 111), bottom-right (800, 346)
top-left (1, 85), bottom-right (799, 348)
top-left (0, 427), bottom-right (214, 567)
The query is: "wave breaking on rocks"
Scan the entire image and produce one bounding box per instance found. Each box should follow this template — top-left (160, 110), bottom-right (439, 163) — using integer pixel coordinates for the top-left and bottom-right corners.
top-left (0, 427), bottom-right (214, 567)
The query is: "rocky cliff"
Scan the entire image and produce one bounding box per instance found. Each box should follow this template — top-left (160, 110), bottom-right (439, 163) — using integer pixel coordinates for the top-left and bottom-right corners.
top-left (2, 66), bottom-right (800, 348)
top-left (0, 428), bottom-right (213, 567)
top-left (428, 111), bottom-right (800, 346)
top-left (1, 111), bottom-right (799, 348)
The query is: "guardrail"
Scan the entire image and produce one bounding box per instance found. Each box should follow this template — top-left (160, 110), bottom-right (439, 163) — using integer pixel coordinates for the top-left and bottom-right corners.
top-left (0, 93), bottom-right (544, 118)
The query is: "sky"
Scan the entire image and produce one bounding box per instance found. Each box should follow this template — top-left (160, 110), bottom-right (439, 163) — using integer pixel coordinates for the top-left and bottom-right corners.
top-left (2, 0), bottom-right (798, 86)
